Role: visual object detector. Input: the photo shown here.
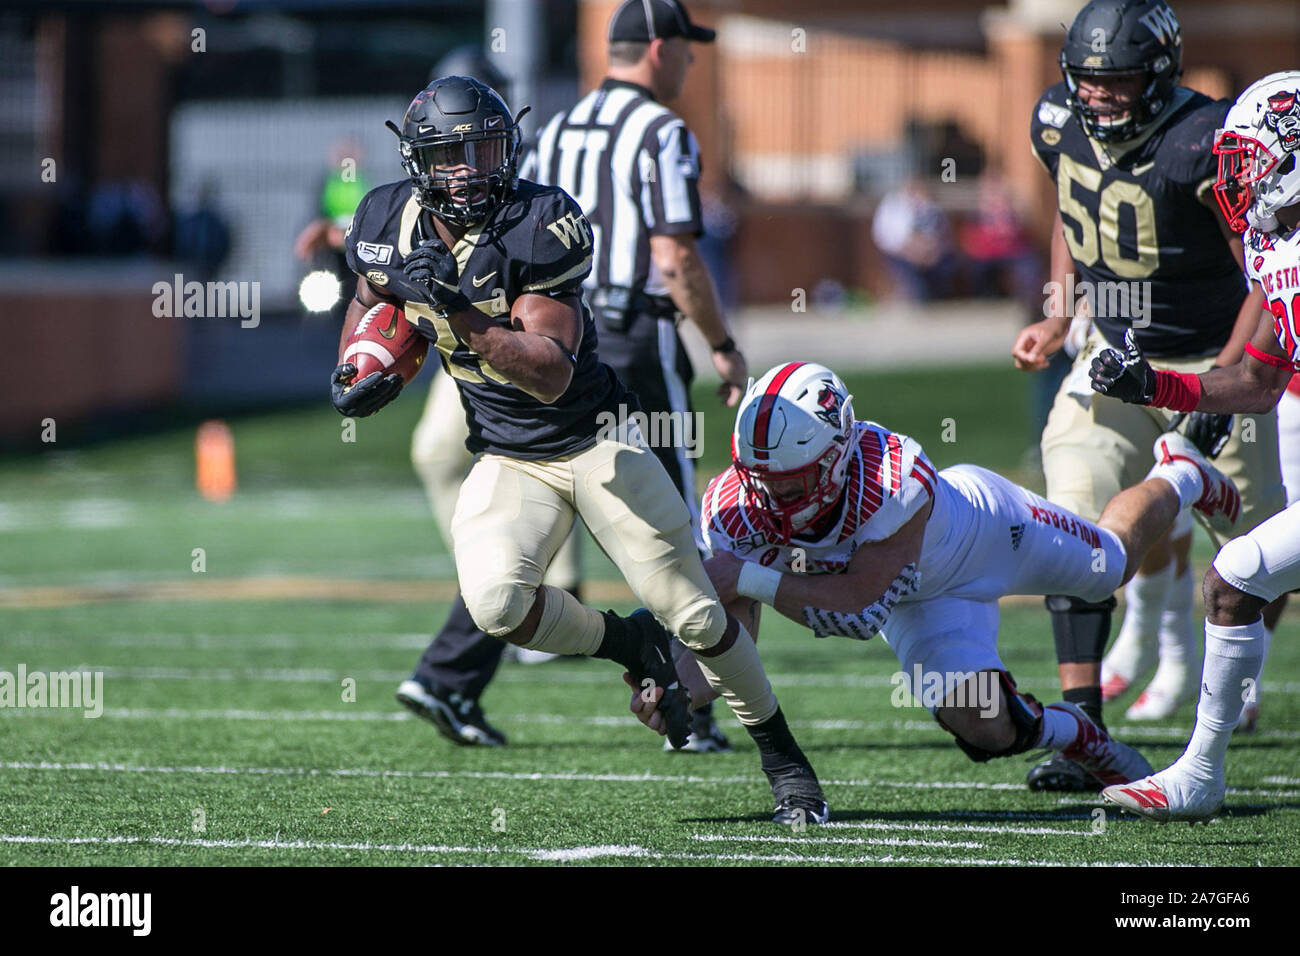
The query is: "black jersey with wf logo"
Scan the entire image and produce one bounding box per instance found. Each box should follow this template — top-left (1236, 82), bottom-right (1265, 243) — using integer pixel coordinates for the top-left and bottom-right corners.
top-left (1031, 83), bottom-right (1247, 358)
top-left (345, 179), bottom-right (631, 459)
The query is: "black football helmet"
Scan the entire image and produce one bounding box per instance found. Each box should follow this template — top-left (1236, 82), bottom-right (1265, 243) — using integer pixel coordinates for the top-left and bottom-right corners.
top-left (1060, 0), bottom-right (1183, 143)
top-left (388, 75), bottom-right (528, 227)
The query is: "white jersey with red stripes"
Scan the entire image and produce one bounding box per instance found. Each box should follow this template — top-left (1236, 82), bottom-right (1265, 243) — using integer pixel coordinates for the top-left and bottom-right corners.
top-left (1244, 226), bottom-right (1300, 369)
top-left (702, 421), bottom-right (1126, 607)
top-left (702, 420), bottom-right (940, 589)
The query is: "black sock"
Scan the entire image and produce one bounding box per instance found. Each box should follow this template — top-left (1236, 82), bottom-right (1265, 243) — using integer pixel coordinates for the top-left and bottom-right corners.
top-left (593, 610), bottom-right (637, 671)
top-left (1064, 686), bottom-right (1105, 733)
top-left (746, 708), bottom-right (812, 775)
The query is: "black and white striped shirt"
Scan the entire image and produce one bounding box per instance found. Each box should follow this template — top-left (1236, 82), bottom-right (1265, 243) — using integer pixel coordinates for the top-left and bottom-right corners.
top-left (523, 78), bottom-right (703, 297)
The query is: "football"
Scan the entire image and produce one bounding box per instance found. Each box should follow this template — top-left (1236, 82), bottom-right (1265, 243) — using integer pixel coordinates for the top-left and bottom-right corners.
top-left (341, 302), bottom-right (429, 385)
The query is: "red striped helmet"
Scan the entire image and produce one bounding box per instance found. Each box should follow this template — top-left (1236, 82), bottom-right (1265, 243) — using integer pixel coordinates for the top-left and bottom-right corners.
top-left (733, 362), bottom-right (855, 542)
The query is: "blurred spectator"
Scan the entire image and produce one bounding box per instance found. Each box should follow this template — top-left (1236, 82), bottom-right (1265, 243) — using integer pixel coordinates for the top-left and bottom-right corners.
top-left (960, 172), bottom-right (1040, 309)
top-left (871, 178), bottom-right (955, 301)
top-left (86, 179), bottom-right (168, 256)
top-left (293, 138), bottom-right (371, 269)
top-left (294, 138), bottom-right (371, 319)
top-left (173, 179), bottom-right (231, 282)
top-left (813, 278), bottom-right (847, 310)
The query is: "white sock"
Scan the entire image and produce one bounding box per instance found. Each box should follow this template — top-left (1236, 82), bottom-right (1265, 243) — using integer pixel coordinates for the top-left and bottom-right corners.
top-left (1177, 618), bottom-right (1267, 781)
top-left (1156, 563), bottom-right (1197, 665)
top-left (1239, 626), bottom-right (1273, 718)
top-left (1147, 460), bottom-right (1202, 510)
top-left (1110, 563), bottom-right (1174, 675)
top-left (1037, 705), bottom-right (1083, 749)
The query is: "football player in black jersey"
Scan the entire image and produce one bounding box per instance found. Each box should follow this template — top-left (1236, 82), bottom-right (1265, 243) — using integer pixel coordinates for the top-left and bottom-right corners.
top-left (331, 75), bottom-right (827, 824)
top-left (1011, 0), bottom-right (1287, 792)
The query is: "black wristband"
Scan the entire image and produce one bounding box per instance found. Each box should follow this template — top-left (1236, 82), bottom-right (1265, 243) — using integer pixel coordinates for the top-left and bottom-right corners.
top-left (712, 335), bottom-right (738, 354)
top-left (542, 335), bottom-right (578, 367)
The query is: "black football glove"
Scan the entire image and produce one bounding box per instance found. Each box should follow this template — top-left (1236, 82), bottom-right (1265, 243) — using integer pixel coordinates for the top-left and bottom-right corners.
top-left (1181, 410), bottom-right (1234, 459)
top-left (1090, 328), bottom-right (1156, 405)
top-left (330, 362), bottom-right (403, 418)
top-left (401, 238), bottom-right (470, 312)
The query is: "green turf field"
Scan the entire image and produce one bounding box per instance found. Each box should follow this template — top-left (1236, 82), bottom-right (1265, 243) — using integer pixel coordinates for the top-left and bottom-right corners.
top-left (1, 363), bottom-right (1296, 866)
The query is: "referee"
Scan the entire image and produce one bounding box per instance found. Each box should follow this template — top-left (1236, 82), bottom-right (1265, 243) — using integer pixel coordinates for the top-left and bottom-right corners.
top-left (525, 0), bottom-right (746, 750)
top-left (529, 0), bottom-right (746, 522)
top-left (398, 0), bottom-right (745, 753)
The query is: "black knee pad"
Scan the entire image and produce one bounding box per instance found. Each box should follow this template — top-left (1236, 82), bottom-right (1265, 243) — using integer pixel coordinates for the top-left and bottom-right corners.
top-left (939, 672), bottom-right (1043, 763)
top-left (1045, 593), bottom-right (1116, 664)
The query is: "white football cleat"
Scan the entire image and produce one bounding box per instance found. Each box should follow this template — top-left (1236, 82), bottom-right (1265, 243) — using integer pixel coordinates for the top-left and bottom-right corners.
top-left (1100, 670), bottom-right (1134, 703)
top-left (1102, 767), bottom-right (1226, 824)
top-left (1048, 701), bottom-right (1154, 787)
top-left (1125, 659), bottom-right (1197, 720)
top-left (1100, 628), bottom-right (1158, 702)
top-left (509, 647), bottom-right (562, 665)
top-left (1153, 433), bottom-right (1241, 535)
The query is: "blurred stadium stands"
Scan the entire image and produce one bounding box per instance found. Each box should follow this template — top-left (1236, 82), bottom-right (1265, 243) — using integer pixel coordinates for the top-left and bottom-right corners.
top-left (2, 0), bottom-right (1298, 444)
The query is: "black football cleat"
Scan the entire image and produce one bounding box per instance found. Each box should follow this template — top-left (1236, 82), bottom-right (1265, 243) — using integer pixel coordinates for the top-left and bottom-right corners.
top-left (768, 767), bottom-right (830, 826)
top-left (624, 609), bottom-right (692, 750)
top-left (773, 795), bottom-right (831, 827)
top-left (1026, 752), bottom-right (1101, 793)
top-left (396, 677), bottom-right (507, 747)
top-left (747, 707), bottom-right (828, 824)
top-left (665, 706), bottom-right (734, 754)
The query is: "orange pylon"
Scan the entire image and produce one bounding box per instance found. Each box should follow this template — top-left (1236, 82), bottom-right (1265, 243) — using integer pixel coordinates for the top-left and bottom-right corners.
top-left (196, 420), bottom-right (236, 501)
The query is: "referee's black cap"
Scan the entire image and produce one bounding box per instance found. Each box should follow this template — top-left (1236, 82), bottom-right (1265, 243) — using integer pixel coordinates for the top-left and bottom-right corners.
top-left (608, 0), bottom-right (716, 44)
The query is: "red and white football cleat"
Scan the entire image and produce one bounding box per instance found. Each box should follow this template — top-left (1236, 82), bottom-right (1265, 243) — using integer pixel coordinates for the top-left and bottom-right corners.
top-left (1102, 768), bottom-right (1226, 824)
top-left (1125, 658), bottom-right (1198, 720)
top-left (1100, 638), bottom-right (1158, 703)
top-left (1100, 671), bottom-right (1133, 702)
top-left (1047, 701), bottom-right (1154, 787)
top-left (1153, 433), bottom-right (1241, 535)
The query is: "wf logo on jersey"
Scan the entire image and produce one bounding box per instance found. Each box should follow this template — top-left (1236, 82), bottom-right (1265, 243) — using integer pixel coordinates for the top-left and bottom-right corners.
top-left (814, 385), bottom-right (844, 426)
top-left (1264, 90), bottom-right (1300, 152)
top-left (545, 212), bottom-right (593, 250)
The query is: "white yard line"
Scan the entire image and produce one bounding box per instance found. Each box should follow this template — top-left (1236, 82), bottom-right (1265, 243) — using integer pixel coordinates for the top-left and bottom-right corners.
top-left (824, 820), bottom-right (1094, 837)
top-left (528, 845), bottom-right (648, 861)
top-left (1, 633), bottom-right (433, 650)
top-left (692, 833), bottom-right (986, 850)
top-left (0, 833), bottom-right (1182, 866)
top-left (0, 834), bottom-right (495, 855)
top-left (0, 760), bottom-right (764, 784)
top-left (16, 700), bottom-right (1300, 742)
top-left (0, 707), bottom-right (934, 732)
top-left (6, 662), bottom-right (1296, 701)
top-left (3, 760), bottom-right (1296, 800)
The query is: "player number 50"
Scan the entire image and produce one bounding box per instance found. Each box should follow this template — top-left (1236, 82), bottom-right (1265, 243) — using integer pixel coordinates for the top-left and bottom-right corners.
top-left (1057, 154), bottom-right (1160, 279)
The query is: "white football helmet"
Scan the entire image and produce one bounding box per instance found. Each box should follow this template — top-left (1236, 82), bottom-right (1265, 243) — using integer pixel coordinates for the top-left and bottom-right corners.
top-left (732, 362), bottom-right (855, 542)
top-left (1213, 71), bottom-right (1300, 233)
